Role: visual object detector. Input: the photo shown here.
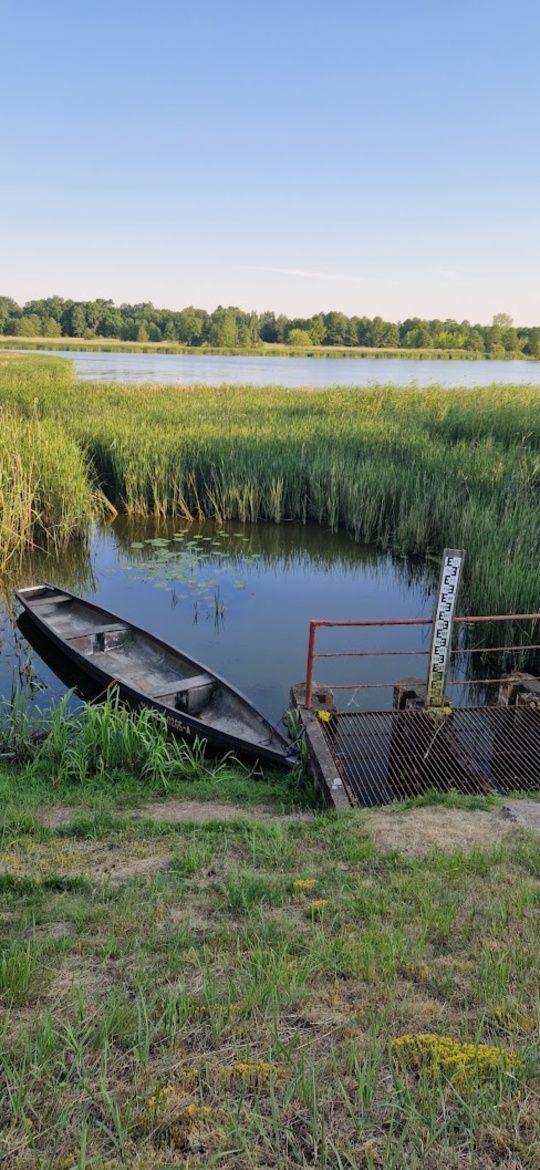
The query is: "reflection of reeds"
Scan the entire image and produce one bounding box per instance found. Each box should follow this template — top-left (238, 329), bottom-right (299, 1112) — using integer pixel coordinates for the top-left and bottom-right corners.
top-left (1, 354), bottom-right (540, 621)
top-left (0, 535), bottom-right (96, 618)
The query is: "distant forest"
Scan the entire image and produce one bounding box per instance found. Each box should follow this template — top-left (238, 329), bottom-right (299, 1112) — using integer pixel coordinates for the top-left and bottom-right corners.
top-left (1, 296), bottom-right (539, 355)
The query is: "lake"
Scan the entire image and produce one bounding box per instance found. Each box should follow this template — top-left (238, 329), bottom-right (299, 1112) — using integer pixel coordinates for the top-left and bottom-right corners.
top-left (28, 349), bottom-right (540, 388)
top-left (3, 519), bottom-right (440, 727)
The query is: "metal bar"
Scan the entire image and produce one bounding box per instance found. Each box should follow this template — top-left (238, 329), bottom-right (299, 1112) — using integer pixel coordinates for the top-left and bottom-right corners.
top-left (308, 612), bottom-right (540, 629)
top-left (305, 620), bottom-right (317, 710)
top-left (448, 675), bottom-right (540, 687)
top-left (315, 643), bottom-right (540, 660)
top-left (308, 618), bottom-right (434, 629)
top-left (320, 683), bottom-right (399, 687)
top-left (314, 649), bottom-right (429, 659)
top-left (455, 613), bottom-right (540, 625)
top-left (452, 644), bottom-right (540, 656)
top-left (314, 674), bottom-right (540, 693)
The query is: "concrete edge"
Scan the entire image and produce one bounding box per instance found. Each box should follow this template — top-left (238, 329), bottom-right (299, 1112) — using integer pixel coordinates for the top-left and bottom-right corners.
top-left (290, 684), bottom-right (352, 809)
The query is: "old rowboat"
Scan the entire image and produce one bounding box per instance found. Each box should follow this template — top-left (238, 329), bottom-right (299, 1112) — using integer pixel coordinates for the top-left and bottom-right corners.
top-left (16, 585), bottom-right (296, 768)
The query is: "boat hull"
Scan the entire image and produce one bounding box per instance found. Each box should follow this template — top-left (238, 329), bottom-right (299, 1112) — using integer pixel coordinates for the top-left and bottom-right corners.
top-left (16, 585), bottom-right (296, 769)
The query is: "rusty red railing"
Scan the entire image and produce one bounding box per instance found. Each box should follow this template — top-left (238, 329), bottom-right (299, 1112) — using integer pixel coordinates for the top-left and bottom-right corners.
top-left (304, 613), bottom-right (540, 710)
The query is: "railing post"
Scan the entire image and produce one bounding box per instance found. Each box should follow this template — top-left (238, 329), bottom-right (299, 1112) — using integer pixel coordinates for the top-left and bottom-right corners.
top-left (305, 621), bottom-right (317, 709)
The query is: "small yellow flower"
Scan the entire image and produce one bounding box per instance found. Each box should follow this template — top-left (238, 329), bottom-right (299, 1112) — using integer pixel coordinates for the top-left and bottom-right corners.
top-left (309, 898), bottom-right (329, 912)
top-left (184, 1103), bottom-right (212, 1119)
top-left (225, 1060), bottom-right (283, 1084)
top-left (317, 709), bottom-right (332, 722)
top-left (293, 878), bottom-right (317, 892)
top-left (392, 1033), bottom-right (515, 1084)
top-left (147, 1084), bottom-right (174, 1109)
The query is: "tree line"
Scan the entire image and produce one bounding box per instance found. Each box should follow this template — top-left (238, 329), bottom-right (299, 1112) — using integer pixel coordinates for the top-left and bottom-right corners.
top-left (1, 296), bottom-right (539, 356)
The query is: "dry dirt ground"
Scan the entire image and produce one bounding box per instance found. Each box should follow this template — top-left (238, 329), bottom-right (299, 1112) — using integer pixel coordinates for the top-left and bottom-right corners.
top-left (4, 800), bottom-right (532, 891)
top-left (364, 803), bottom-right (520, 856)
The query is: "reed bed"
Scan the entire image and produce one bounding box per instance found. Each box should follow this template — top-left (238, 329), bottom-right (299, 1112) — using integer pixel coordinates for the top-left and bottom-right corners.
top-left (1, 354), bottom-right (539, 615)
top-left (0, 405), bottom-right (93, 569)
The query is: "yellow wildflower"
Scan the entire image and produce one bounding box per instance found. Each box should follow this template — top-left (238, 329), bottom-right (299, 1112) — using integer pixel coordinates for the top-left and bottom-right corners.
top-left (183, 1104), bottom-right (212, 1120)
top-left (293, 878), bottom-right (317, 892)
top-left (147, 1084), bottom-right (174, 1109)
top-left (225, 1060), bottom-right (283, 1084)
top-left (308, 898), bottom-right (329, 912)
top-left (392, 1033), bottom-right (515, 1083)
top-left (317, 709), bottom-right (332, 722)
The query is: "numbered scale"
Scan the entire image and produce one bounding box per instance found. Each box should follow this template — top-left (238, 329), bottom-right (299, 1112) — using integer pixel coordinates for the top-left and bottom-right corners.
top-left (425, 548), bottom-right (465, 709)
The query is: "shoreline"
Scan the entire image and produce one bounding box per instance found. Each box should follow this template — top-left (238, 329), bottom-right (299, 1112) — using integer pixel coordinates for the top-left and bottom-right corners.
top-left (0, 336), bottom-right (537, 362)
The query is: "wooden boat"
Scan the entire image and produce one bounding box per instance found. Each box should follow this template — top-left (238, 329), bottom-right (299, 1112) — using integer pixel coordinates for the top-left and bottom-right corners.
top-left (16, 584), bottom-right (296, 768)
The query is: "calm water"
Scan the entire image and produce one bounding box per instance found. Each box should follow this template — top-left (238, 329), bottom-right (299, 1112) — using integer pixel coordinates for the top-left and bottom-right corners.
top-left (29, 349), bottom-right (540, 388)
top-left (2, 519), bottom-right (439, 725)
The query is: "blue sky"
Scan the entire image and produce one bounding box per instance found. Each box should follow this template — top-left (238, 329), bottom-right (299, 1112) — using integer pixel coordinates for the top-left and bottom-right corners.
top-left (1, 0), bottom-right (539, 322)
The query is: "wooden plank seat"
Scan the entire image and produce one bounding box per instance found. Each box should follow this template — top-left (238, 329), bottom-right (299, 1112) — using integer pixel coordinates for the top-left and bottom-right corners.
top-left (152, 674), bottom-right (213, 700)
top-left (29, 594), bottom-right (73, 607)
top-left (66, 623), bottom-right (128, 641)
top-left (152, 673), bottom-right (216, 714)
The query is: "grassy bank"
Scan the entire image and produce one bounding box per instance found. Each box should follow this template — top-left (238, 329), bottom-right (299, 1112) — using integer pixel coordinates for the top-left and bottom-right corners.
top-left (0, 335), bottom-right (533, 360)
top-left (1, 354), bottom-right (540, 616)
top-left (0, 757), bottom-right (539, 1168)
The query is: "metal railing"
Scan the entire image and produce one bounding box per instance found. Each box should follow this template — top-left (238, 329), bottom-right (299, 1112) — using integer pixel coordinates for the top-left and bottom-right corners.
top-left (304, 613), bottom-right (540, 710)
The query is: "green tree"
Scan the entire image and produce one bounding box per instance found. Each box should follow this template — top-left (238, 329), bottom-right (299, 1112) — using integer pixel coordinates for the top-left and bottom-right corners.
top-left (492, 313), bottom-right (513, 329)
top-left (323, 312), bottom-right (348, 345)
top-left (41, 316), bottom-right (62, 337)
top-left (523, 327), bottom-right (540, 357)
top-left (464, 329), bottom-right (484, 352)
top-left (64, 304), bottom-right (87, 337)
top-left (0, 297), bottom-right (20, 332)
top-left (16, 314), bottom-right (42, 336)
top-left (308, 314), bottom-right (325, 346)
top-left (136, 323), bottom-right (149, 342)
top-left (501, 328), bottom-right (521, 353)
top-left (287, 328), bottom-right (312, 347)
top-left (206, 307), bottom-right (238, 347)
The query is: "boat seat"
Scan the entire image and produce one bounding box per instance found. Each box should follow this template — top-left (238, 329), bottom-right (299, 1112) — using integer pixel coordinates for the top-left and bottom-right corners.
top-left (67, 624), bottom-right (129, 654)
top-left (153, 673), bottom-right (216, 715)
top-left (30, 594), bottom-right (72, 607)
top-left (67, 623), bottom-right (128, 641)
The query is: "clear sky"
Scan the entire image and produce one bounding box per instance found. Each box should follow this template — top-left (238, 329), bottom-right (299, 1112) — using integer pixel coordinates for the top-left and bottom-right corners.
top-left (1, 0), bottom-right (539, 323)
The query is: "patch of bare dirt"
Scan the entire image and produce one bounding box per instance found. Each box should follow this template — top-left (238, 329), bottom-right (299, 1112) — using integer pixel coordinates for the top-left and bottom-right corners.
top-left (0, 836), bottom-right (171, 885)
top-left (129, 799), bottom-right (313, 824)
top-left (47, 954), bottom-right (115, 1003)
top-left (37, 799), bottom-right (313, 830)
top-left (37, 805), bottom-right (79, 828)
top-left (23, 920), bottom-right (75, 941)
top-left (73, 840), bottom-right (172, 883)
top-left (363, 806), bottom-right (516, 857)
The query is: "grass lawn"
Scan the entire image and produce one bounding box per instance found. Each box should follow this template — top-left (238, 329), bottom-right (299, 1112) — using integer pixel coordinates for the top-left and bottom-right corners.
top-left (1, 759), bottom-right (539, 1169)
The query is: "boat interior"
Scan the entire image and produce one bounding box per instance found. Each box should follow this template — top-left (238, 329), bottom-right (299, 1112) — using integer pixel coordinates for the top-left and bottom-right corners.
top-left (21, 586), bottom-right (281, 745)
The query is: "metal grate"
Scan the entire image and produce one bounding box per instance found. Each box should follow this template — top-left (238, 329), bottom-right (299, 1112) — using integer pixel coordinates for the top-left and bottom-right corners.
top-left (320, 705), bottom-right (540, 807)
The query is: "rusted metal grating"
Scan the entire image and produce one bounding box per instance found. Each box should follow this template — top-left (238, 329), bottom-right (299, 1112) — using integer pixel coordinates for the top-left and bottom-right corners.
top-left (320, 705), bottom-right (540, 807)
